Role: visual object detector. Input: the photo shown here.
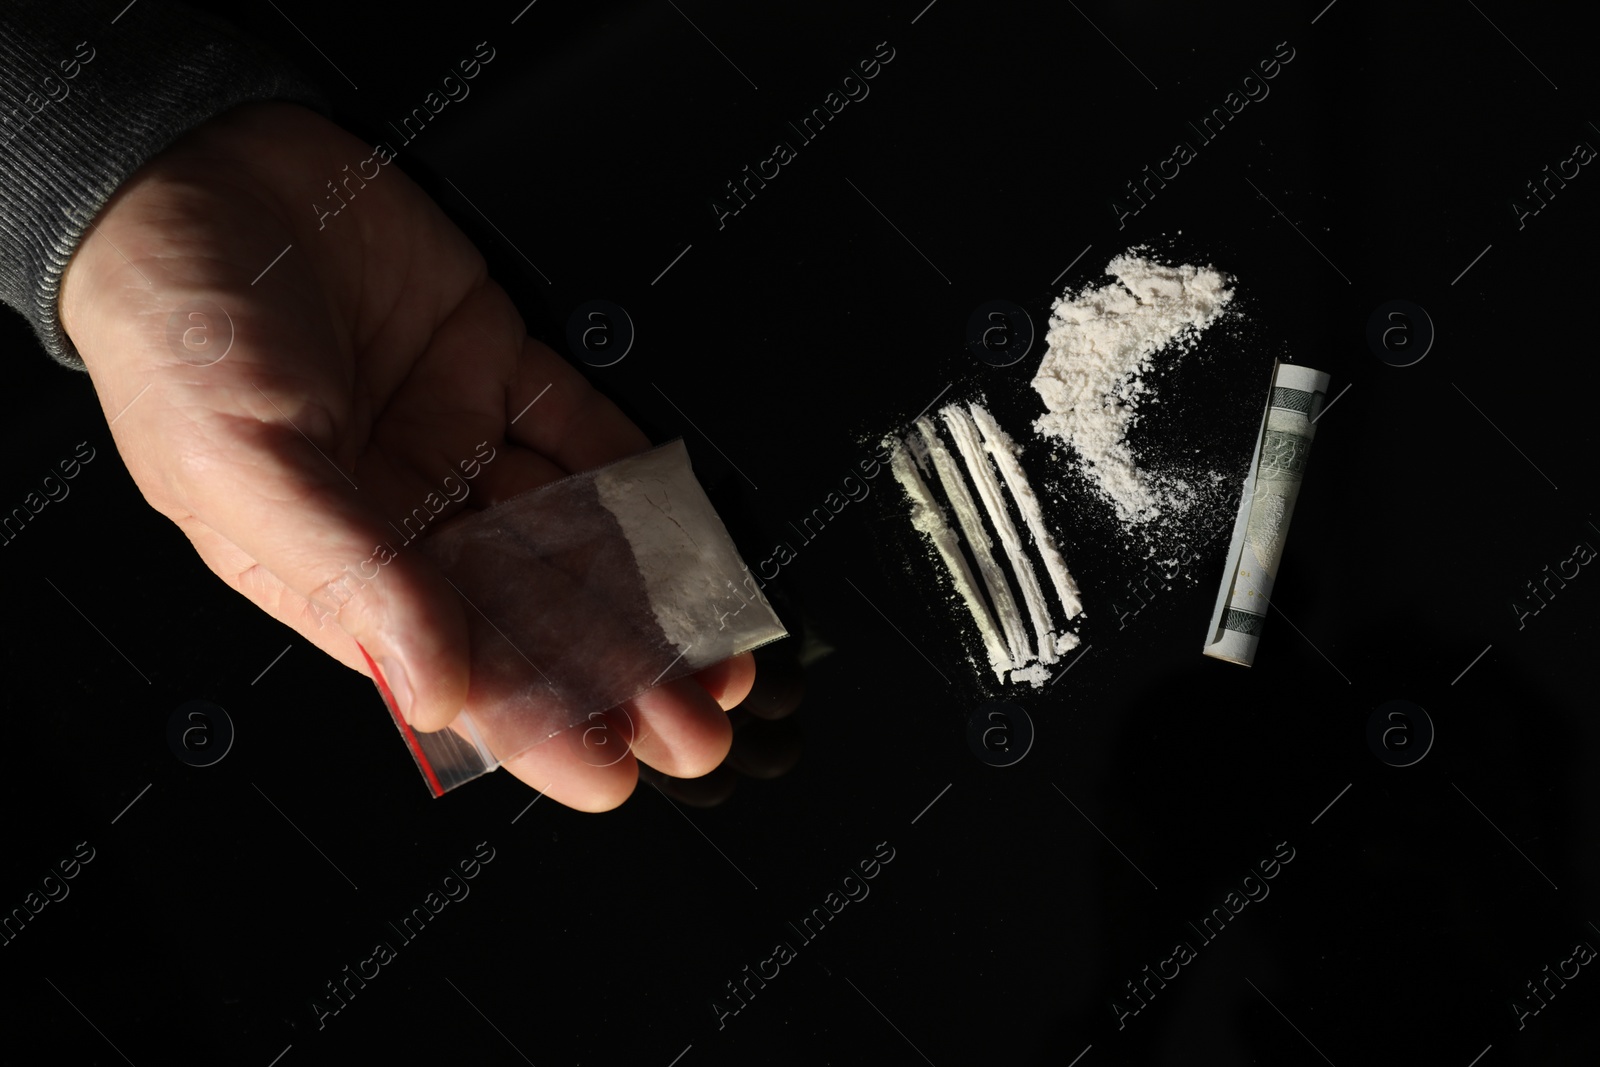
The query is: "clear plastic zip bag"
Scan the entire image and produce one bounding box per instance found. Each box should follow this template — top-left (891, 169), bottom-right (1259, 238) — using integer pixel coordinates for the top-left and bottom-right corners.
top-left (371, 439), bottom-right (787, 796)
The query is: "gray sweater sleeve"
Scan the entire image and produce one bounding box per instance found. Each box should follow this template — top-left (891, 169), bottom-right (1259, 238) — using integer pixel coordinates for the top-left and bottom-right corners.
top-left (0, 1), bottom-right (333, 371)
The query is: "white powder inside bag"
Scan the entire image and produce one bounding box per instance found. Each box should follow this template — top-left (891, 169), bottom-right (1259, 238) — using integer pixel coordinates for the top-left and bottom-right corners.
top-left (595, 447), bottom-right (766, 664)
top-left (588, 438), bottom-right (787, 671)
top-left (1032, 251), bottom-right (1234, 525)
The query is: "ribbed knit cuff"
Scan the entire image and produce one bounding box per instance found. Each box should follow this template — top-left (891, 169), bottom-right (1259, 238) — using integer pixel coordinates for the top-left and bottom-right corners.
top-left (0, 1), bottom-right (333, 371)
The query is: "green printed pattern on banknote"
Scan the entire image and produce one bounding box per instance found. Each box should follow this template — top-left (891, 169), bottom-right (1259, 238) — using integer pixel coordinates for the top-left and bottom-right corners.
top-left (1203, 361), bottom-right (1332, 665)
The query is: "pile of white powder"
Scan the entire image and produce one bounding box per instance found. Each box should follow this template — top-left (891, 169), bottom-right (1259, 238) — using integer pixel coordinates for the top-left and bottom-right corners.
top-left (1031, 251), bottom-right (1234, 525)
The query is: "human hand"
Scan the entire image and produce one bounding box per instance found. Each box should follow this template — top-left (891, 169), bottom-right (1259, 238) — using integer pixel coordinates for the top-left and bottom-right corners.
top-left (641, 637), bottom-right (807, 807)
top-left (58, 101), bottom-right (753, 810)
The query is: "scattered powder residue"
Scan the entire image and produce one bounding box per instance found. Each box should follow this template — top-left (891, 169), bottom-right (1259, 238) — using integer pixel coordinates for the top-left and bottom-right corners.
top-left (1031, 251), bottom-right (1234, 526)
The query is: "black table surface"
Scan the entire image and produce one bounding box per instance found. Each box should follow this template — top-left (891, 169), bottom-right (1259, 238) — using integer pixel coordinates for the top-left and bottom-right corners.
top-left (5, 2), bottom-right (1598, 1064)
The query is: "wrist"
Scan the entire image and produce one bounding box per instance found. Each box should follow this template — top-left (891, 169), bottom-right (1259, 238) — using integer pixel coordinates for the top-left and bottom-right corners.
top-left (58, 103), bottom-right (328, 375)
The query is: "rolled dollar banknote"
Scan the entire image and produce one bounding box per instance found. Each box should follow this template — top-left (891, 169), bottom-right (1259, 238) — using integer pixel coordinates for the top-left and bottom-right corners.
top-left (1202, 360), bottom-right (1331, 665)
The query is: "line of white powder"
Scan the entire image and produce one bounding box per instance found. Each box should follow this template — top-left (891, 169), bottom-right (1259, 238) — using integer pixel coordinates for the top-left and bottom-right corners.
top-left (887, 439), bottom-right (1011, 680)
top-left (915, 416), bottom-right (1033, 670)
top-left (970, 401), bottom-right (1084, 644)
top-left (940, 404), bottom-right (1060, 667)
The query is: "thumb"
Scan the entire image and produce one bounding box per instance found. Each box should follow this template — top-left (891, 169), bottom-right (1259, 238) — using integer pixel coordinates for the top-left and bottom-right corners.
top-left (182, 414), bottom-right (473, 734)
top-left (307, 528), bottom-right (473, 736)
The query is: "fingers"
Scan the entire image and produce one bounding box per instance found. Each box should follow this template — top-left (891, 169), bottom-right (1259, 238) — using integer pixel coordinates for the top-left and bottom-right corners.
top-left (498, 718), bottom-right (640, 813)
top-left (693, 652), bottom-right (757, 711)
top-left (623, 675), bottom-right (735, 779)
top-left (503, 337), bottom-right (651, 472)
top-left (639, 703), bottom-right (803, 807)
top-left (463, 444), bottom-right (568, 510)
top-left (498, 672), bottom-right (735, 811)
top-left (168, 410), bottom-right (471, 733)
top-left (177, 514), bottom-right (372, 676)
top-left (641, 763), bottom-right (738, 808)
